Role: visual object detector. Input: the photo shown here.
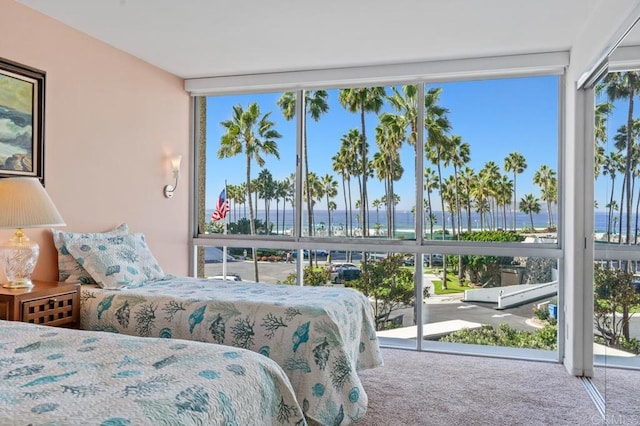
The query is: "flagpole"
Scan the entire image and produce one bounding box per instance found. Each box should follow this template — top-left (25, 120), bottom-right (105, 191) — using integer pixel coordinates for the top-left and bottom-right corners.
top-left (222, 180), bottom-right (228, 280)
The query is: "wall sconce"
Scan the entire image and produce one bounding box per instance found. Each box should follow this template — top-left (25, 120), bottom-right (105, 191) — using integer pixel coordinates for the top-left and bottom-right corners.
top-left (163, 155), bottom-right (182, 198)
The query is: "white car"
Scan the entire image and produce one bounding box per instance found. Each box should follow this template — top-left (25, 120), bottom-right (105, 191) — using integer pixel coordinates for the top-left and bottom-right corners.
top-left (209, 273), bottom-right (242, 282)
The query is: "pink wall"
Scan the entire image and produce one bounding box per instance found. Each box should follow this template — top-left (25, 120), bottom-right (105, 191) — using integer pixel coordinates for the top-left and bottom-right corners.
top-left (0, 2), bottom-right (191, 282)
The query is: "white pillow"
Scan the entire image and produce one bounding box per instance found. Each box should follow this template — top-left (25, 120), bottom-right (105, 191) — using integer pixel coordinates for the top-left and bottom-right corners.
top-left (65, 233), bottom-right (165, 290)
top-left (52, 223), bottom-right (129, 284)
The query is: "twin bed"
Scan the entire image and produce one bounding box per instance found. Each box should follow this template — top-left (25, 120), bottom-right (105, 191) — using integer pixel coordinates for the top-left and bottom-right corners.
top-left (0, 226), bottom-right (384, 425)
top-left (0, 320), bottom-right (305, 425)
top-left (79, 276), bottom-right (383, 425)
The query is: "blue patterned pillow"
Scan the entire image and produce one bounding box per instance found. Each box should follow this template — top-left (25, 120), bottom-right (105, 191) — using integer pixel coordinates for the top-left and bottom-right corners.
top-left (65, 233), bottom-right (165, 289)
top-left (52, 224), bottom-right (129, 284)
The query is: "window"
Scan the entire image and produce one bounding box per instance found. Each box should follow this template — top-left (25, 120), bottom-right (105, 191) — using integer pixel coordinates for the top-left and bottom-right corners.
top-left (194, 74), bottom-right (561, 358)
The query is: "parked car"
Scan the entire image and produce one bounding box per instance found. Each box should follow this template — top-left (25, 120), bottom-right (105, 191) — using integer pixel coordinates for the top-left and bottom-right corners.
top-left (291, 249), bottom-right (329, 259)
top-left (327, 262), bottom-right (361, 284)
top-left (424, 254), bottom-right (443, 266)
top-left (399, 254), bottom-right (443, 266)
top-left (209, 273), bottom-right (242, 282)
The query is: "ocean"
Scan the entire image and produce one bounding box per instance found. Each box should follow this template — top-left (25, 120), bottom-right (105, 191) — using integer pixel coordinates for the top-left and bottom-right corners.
top-left (206, 209), bottom-right (620, 235)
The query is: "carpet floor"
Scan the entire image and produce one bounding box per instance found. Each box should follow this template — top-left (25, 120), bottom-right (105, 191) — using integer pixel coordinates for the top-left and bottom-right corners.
top-left (356, 348), bottom-right (608, 426)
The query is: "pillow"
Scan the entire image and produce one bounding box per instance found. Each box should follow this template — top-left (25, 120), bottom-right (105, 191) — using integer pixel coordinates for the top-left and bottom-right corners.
top-left (65, 233), bottom-right (165, 290)
top-left (52, 223), bottom-right (129, 284)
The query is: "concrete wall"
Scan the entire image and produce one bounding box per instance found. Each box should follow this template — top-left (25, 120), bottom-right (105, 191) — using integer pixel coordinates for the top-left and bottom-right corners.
top-left (0, 2), bottom-right (191, 282)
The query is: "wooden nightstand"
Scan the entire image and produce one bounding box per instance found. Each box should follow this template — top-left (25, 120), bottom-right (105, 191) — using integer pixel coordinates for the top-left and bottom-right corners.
top-left (0, 281), bottom-right (80, 328)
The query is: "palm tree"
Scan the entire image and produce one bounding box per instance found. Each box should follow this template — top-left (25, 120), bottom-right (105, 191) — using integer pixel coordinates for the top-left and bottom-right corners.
top-left (606, 200), bottom-right (619, 240)
top-left (519, 193), bottom-right (541, 231)
top-left (274, 179), bottom-right (289, 235)
top-left (332, 146), bottom-right (352, 237)
top-left (372, 198), bottom-right (382, 227)
top-left (374, 113), bottom-right (406, 237)
top-left (444, 135), bottom-right (470, 236)
top-left (610, 122), bottom-right (640, 241)
top-left (257, 169), bottom-right (276, 233)
top-left (320, 174), bottom-right (338, 237)
top-left (602, 71), bottom-right (640, 247)
top-left (472, 173), bottom-right (491, 230)
top-left (336, 129), bottom-right (363, 237)
top-left (305, 172), bottom-right (322, 236)
top-left (496, 175), bottom-right (513, 230)
top-left (533, 165), bottom-right (557, 229)
top-left (424, 167), bottom-right (439, 239)
top-left (328, 200), bottom-right (337, 235)
top-left (504, 152), bottom-right (527, 231)
top-left (602, 152), bottom-right (623, 242)
top-left (594, 101), bottom-right (613, 176)
top-left (459, 166), bottom-right (476, 232)
top-left (278, 90), bottom-right (329, 238)
top-left (478, 161), bottom-right (501, 230)
top-left (283, 174), bottom-right (295, 235)
top-left (218, 103), bottom-right (281, 282)
top-left (339, 87), bottom-right (386, 237)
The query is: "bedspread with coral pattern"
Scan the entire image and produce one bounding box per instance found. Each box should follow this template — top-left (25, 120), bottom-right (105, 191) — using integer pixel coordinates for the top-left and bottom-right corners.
top-left (80, 276), bottom-right (383, 425)
top-left (0, 320), bottom-right (304, 425)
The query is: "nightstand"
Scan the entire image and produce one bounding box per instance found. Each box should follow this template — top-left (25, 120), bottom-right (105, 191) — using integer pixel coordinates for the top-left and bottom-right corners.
top-left (0, 281), bottom-right (80, 328)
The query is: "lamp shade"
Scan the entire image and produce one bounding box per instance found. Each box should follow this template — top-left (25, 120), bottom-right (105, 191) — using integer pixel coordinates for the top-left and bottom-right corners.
top-left (0, 177), bottom-right (65, 229)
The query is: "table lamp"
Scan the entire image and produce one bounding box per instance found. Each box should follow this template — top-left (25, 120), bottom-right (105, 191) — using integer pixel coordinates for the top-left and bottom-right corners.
top-left (0, 177), bottom-right (65, 288)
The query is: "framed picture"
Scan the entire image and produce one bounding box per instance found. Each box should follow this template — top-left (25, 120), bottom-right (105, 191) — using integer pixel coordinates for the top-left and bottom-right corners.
top-left (0, 57), bottom-right (45, 183)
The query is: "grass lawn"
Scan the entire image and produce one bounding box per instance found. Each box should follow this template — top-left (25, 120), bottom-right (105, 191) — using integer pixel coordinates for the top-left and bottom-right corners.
top-left (429, 270), bottom-right (471, 295)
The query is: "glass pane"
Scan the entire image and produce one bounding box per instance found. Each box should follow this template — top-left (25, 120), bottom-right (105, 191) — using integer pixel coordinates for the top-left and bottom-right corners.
top-left (423, 77), bottom-right (559, 243)
top-left (199, 245), bottom-right (297, 284)
top-left (204, 93), bottom-right (296, 237)
top-left (302, 86), bottom-right (417, 240)
top-left (593, 71), bottom-right (640, 419)
top-left (377, 253), bottom-right (559, 358)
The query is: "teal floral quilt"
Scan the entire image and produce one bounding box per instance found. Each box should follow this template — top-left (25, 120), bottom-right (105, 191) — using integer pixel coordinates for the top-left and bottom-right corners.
top-left (80, 277), bottom-right (383, 425)
top-left (0, 320), bottom-right (304, 425)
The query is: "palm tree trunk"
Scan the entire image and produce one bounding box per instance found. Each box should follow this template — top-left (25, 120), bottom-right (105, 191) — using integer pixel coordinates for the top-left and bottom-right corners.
top-left (619, 174), bottom-right (627, 243)
top-left (427, 190), bottom-right (434, 239)
top-left (275, 200), bottom-right (280, 235)
top-left (529, 211), bottom-right (535, 230)
top-left (282, 200), bottom-right (286, 236)
top-left (360, 107), bottom-right (368, 237)
top-left (512, 175), bottom-right (517, 231)
top-left (436, 162), bottom-right (447, 289)
top-left (635, 184), bottom-right (640, 244)
top-left (246, 155), bottom-right (259, 282)
top-left (625, 92), bottom-right (635, 249)
top-left (608, 177), bottom-right (616, 242)
top-left (342, 176), bottom-right (348, 236)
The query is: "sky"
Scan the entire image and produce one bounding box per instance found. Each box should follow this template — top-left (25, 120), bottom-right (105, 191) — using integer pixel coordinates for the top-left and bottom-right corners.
top-left (205, 76), bottom-right (561, 212)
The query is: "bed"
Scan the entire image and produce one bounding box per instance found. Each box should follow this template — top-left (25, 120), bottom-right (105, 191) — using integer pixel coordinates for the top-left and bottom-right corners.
top-left (79, 276), bottom-right (384, 425)
top-left (0, 320), bottom-right (305, 425)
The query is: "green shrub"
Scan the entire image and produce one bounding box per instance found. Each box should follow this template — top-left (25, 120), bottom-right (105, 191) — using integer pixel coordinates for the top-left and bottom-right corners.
top-left (440, 323), bottom-right (557, 350)
top-left (279, 266), bottom-right (329, 286)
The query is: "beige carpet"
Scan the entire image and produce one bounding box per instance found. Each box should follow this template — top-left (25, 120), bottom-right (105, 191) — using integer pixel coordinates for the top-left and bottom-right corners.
top-left (357, 348), bottom-right (602, 426)
top-left (592, 366), bottom-right (640, 423)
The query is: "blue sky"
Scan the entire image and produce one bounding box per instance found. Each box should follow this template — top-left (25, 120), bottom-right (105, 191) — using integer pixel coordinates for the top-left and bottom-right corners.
top-left (205, 76), bottom-right (560, 212)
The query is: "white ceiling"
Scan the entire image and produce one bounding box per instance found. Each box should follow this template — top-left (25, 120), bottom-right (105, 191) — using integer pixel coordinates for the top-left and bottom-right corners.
top-left (16, 0), bottom-right (622, 80)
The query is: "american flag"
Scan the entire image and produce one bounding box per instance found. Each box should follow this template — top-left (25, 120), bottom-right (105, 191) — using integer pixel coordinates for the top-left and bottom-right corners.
top-left (211, 188), bottom-right (230, 221)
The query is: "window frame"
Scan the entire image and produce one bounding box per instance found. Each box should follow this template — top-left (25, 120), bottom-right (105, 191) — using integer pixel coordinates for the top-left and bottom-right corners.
top-left (190, 52), bottom-right (566, 361)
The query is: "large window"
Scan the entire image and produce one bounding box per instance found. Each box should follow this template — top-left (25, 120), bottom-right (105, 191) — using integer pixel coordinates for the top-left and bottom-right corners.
top-left (194, 74), bottom-right (562, 358)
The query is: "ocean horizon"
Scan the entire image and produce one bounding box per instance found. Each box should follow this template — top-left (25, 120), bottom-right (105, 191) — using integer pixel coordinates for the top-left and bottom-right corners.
top-left (206, 209), bottom-right (622, 235)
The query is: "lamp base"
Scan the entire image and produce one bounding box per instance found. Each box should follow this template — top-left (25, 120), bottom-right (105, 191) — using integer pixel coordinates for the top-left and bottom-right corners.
top-left (2, 279), bottom-right (34, 289)
top-left (1, 229), bottom-right (39, 289)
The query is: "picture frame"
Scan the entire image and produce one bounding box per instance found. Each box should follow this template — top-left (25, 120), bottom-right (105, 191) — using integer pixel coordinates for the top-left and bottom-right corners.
top-left (0, 57), bottom-right (45, 184)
